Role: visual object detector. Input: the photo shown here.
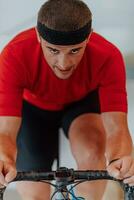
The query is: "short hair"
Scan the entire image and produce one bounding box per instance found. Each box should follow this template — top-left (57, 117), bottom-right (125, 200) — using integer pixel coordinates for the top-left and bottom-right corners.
top-left (37, 0), bottom-right (92, 31)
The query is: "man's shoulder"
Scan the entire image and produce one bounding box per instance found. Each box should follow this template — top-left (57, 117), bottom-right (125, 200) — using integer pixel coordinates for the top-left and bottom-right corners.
top-left (89, 31), bottom-right (121, 56)
top-left (2, 27), bottom-right (37, 52)
top-left (84, 32), bottom-right (124, 71)
top-left (0, 27), bottom-right (40, 62)
top-left (10, 27), bottom-right (36, 43)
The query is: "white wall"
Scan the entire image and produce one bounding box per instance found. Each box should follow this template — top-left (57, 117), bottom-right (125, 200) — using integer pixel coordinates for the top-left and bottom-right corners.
top-left (0, 0), bottom-right (45, 33)
top-left (88, 0), bottom-right (134, 55)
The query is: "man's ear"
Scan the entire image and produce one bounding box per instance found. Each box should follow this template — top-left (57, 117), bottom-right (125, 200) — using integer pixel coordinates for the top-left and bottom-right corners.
top-left (86, 29), bottom-right (93, 43)
top-left (35, 27), bottom-right (41, 43)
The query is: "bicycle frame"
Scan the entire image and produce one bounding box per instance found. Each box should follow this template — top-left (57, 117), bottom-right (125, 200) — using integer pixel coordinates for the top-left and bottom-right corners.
top-left (0, 167), bottom-right (134, 200)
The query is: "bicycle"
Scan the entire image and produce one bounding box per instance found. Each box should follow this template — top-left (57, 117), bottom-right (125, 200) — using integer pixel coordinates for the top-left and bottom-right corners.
top-left (0, 167), bottom-right (134, 200)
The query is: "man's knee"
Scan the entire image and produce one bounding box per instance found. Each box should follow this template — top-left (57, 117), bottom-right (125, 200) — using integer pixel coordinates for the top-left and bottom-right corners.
top-left (75, 143), bottom-right (106, 169)
top-left (68, 116), bottom-right (106, 168)
top-left (16, 181), bottom-right (50, 200)
top-left (69, 125), bottom-right (106, 166)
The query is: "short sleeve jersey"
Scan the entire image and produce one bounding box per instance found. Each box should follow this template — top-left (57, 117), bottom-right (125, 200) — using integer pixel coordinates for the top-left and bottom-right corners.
top-left (0, 28), bottom-right (127, 116)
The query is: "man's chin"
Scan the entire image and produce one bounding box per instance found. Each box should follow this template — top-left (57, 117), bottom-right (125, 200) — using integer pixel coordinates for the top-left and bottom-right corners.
top-left (54, 71), bottom-right (73, 79)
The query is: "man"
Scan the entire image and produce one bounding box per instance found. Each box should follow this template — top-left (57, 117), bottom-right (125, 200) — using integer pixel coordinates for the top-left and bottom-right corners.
top-left (0, 0), bottom-right (134, 199)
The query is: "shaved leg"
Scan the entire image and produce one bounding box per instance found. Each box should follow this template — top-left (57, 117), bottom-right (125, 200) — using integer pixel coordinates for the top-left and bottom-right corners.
top-left (16, 181), bottom-right (50, 200)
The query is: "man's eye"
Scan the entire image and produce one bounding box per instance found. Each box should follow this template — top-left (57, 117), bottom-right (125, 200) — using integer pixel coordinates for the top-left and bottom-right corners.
top-left (71, 49), bottom-right (79, 54)
top-left (50, 49), bottom-right (59, 54)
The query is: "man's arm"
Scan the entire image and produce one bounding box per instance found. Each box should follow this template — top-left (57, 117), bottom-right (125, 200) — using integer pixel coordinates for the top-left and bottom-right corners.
top-left (101, 111), bottom-right (134, 183)
top-left (0, 116), bottom-right (21, 186)
top-left (101, 112), bottom-right (133, 162)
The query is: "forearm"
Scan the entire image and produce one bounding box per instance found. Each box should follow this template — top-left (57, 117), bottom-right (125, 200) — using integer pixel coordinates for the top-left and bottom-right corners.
top-left (106, 130), bottom-right (133, 162)
top-left (0, 116), bottom-right (21, 162)
top-left (0, 134), bottom-right (17, 162)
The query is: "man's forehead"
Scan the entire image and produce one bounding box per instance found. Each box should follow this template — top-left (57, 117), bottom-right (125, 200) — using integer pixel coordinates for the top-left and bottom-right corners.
top-left (43, 39), bottom-right (86, 50)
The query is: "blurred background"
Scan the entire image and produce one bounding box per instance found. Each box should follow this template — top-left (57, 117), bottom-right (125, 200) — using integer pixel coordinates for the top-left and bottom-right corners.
top-left (0, 0), bottom-right (134, 199)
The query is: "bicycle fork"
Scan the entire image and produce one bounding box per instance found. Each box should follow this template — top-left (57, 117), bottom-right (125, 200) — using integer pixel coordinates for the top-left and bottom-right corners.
top-left (55, 186), bottom-right (70, 200)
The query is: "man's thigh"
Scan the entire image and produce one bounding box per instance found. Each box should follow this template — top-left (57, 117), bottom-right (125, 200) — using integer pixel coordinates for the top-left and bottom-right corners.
top-left (61, 89), bottom-right (106, 164)
top-left (61, 89), bottom-right (101, 137)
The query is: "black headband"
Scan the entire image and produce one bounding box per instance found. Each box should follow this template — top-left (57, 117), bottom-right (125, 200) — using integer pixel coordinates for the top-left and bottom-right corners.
top-left (37, 21), bottom-right (92, 45)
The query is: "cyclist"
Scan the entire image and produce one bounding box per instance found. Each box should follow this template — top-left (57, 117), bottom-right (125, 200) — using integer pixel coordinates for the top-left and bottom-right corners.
top-left (0, 0), bottom-right (134, 199)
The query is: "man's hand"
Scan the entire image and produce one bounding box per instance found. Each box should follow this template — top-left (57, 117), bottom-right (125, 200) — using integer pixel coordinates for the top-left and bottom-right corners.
top-left (107, 156), bottom-right (134, 186)
top-left (0, 116), bottom-right (21, 188)
top-left (0, 160), bottom-right (17, 188)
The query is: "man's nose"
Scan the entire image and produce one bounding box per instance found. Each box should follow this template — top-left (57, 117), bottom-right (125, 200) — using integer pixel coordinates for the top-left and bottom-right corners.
top-left (57, 55), bottom-right (71, 70)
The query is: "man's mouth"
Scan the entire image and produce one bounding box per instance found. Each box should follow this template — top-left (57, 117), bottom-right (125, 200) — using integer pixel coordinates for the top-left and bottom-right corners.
top-left (58, 68), bottom-right (72, 72)
top-left (55, 66), bottom-right (74, 72)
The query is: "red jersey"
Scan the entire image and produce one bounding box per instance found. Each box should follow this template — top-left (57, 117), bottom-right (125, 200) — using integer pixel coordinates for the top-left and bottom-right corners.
top-left (0, 28), bottom-right (127, 116)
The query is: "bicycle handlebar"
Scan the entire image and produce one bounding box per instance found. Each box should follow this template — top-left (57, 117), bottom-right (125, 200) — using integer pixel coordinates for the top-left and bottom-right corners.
top-left (0, 167), bottom-right (134, 200)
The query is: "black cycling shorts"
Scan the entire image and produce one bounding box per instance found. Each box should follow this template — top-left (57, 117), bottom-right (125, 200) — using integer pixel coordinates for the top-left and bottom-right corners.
top-left (16, 89), bottom-right (100, 171)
